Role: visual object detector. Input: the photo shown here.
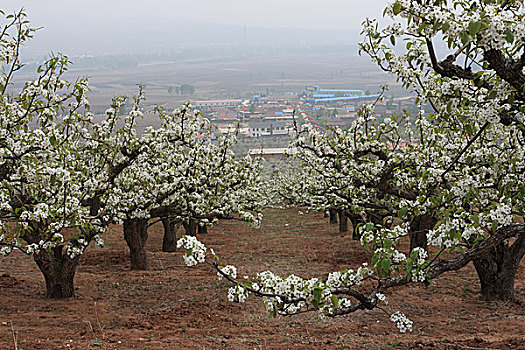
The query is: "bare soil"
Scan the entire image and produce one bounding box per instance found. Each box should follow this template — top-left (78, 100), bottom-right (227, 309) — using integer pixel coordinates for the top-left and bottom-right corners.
top-left (0, 208), bottom-right (524, 349)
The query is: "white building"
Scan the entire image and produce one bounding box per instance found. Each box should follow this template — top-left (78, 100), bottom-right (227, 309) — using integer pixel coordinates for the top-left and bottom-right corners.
top-left (248, 121), bottom-right (291, 138)
top-left (193, 99), bottom-right (242, 108)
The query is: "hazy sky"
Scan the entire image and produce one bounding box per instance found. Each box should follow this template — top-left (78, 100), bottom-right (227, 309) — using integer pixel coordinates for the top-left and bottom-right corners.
top-left (3, 1), bottom-right (391, 56)
top-left (4, 0), bottom-right (389, 30)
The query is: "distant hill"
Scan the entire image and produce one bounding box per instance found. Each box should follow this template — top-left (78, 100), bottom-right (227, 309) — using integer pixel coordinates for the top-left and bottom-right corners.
top-left (23, 17), bottom-right (360, 57)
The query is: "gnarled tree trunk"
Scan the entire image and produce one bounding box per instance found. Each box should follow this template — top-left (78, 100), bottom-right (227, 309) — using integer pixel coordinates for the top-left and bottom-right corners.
top-left (409, 213), bottom-right (434, 252)
top-left (33, 246), bottom-right (79, 298)
top-left (338, 210), bottom-right (348, 233)
top-left (348, 213), bottom-right (364, 240)
top-left (183, 219), bottom-right (198, 236)
top-left (123, 218), bottom-right (149, 270)
top-left (473, 233), bottom-right (524, 302)
top-left (162, 218), bottom-right (181, 252)
top-left (329, 209), bottom-right (338, 224)
top-left (198, 224), bottom-right (208, 234)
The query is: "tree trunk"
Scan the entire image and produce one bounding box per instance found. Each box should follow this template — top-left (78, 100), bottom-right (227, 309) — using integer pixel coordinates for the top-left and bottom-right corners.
top-left (123, 218), bottom-right (149, 270)
top-left (183, 219), bottom-right (198, 236)
top-left (198, 224), bottom-right (208, 234)
top-left (338, 210), bottom-right (348, 233)
top-left (162, 218), bottom-right (181, 252)
top-left (473, 233), bottom-right (524, 302)
top-left (33, 246), bottom-right (78, 298)
top-left (348, 213), bottom-right (363, 240)
top-left (329, 209), bottom-right (338, 224)
top-left (409, 213), bottom-right (434, 252)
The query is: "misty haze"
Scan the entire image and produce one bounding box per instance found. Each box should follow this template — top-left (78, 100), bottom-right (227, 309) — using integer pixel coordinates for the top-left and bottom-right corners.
top-left (5, 0), bottom-right (402, 115)
top-left (6, 0), bottom-right (521, 349)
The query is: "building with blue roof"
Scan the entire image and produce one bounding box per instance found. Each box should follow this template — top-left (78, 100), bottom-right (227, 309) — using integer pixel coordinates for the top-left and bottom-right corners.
top-left (307, 94), bottom-right (380, 104)
top-left (306, 85), bottom-right (370, 104)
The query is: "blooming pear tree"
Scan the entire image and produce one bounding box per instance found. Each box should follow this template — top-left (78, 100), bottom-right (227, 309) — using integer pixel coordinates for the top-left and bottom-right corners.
top-left (358, 0), bottom-right (525, 301)
top-left (177, 218), bottom-right (522, 332)
top-left (293, 102), bottom-right (436, 245)
top-left (176, 0), bottom-right (525, 331)
top-left (274, 0), bottom-right (525, 301)
top-left (0, 10), bottom-right (145, 297)
top-left (0, 10), bottom-right (266, 288)
top-left (270, 159), bottom-right (356, 232)
top-left (104, 103), bottom-right (265, 269)
top-left (178, 106), bottom-right (524, 325)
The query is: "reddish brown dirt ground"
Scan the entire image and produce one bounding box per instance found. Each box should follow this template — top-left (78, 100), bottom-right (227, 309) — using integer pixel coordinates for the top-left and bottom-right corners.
top-left (0, 208), bottom-right (524, 350)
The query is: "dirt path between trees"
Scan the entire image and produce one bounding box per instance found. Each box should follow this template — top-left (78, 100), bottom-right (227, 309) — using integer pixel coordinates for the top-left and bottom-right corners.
top-left (0, 208), bottom-right (523, 349)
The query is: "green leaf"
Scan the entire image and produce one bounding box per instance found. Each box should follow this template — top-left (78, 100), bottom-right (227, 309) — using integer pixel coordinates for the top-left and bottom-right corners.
top-left (446, 101), bottom-right (453, 114)
top-left (365, 222), bottom-right (374, 231)
top-left (460, 31), bottom-right (469, 45)
top-left (392, 2), bottom-right (403, 15)
top-left (269, 305), bottom-right (278, 318)
top-left (465, 124), bottom-right (473, 136)
top-left (504, 29), bottom-right (514, 44)
top-left (331, 295), bottom-right (339, 308)
top-left (379, 258), bottom-right (392, 277)
top-left (390, 35), bottom-right (396, 46)
top-left (371, 253), bottom-right (380, 267)
top-left (406, 261), bottom-right (413, 274)
top-left (442, 22), bottom-right (450, 32)
top-left (417, 21), bottom-right (429, 35)
top-left (468, 21), bottom-right (481, 36)
top-left (398, 207), bottom-right (409, 219)
top-left (518, 185), bottom-right (525, 200)
top-left (313, 287), bottom-right (322, 303)
top-left (410, 250), bottom-right (418, 260)
top-left (491, 221), bottom-right (498, 233)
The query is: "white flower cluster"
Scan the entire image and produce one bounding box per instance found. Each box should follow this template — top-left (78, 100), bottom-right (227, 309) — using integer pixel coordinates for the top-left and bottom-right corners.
top-left (426, 211), bottom-right (481, 248)
top-left (19, 203), bottom-right (50, 222)
top-left (481, 201), bottom-right (513, 231)
top-left (411, 248), bottom-right (427, 266)
top-left (362, 224), bottom-right (411, 246)
top-left (375, 293), bottom-right (387, 305)
top-left (93, 235), bottom-right (104, 248)
top-left (227, 285), bottom-right (249, 303)
top-left (65, 238), bottom-right (90, 259)
top-left (338, 298), bottom-right (353, 309)
top-left (390, 311), bottom-right (413, 333)
top-left (373, 247), bottom-right (407, 266)
top-left (409, 247), bottom-right (428, 282)
top-left (217, 265), bottom-right (237, 280)
top-left (26, 243), bottom-right (39, 255)
top-left (326, 265), bottom-right (373, 289)
top-left (25, 236), bottom-right (68, 256)
top-left (177, 235), bottom-right (207, 267)
top-left (0, 246), bottom-right (12, 256)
